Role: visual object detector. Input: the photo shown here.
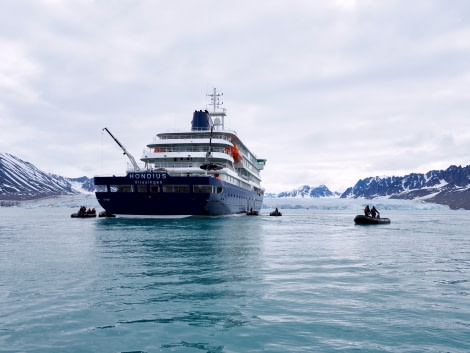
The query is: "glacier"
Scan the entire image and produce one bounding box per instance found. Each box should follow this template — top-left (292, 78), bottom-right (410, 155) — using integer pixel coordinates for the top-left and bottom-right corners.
top-left (262, 197), bottom-right (450, 211)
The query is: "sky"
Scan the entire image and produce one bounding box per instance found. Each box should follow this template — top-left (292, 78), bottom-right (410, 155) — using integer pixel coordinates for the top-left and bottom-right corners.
top-left (1, 0), bottom-right (470, 193)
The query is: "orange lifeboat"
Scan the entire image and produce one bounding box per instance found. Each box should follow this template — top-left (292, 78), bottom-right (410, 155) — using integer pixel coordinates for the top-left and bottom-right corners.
top-left (154, 148), bottom-right (166, 152)
top-left (231, 144), bottom-right (243, 163)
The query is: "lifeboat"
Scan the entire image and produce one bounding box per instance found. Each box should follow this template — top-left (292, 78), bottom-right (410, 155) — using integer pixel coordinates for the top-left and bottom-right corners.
top-left (231, 144), bottom-right (243, 163)
top-left (153, 148), bottom-right (166, 152)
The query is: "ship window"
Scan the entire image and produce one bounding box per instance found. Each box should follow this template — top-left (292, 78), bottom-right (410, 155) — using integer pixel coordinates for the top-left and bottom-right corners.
top-left (150, 185), bottom-right (160, 193)
top-left (96, 185), bottom-right (107, 192)
top-left (137, 185), bottom-right (147, 192)
top-left (111, 185), bottom-right (133, 192)
top-left (193, 185), bottom-right (213, 193)
top-left (162, 185), bottom-right (190, 193)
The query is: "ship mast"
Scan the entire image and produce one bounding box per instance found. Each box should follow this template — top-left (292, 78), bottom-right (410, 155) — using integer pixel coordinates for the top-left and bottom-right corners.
top-left (207, 88), bottom-right (226, 129)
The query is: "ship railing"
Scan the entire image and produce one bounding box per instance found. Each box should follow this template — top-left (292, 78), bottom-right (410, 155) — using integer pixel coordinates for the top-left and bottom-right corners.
top-left (151, 161), bottom-right (234, 170)
top-left (125, 163), bottom-right (145, 173)
top-left (142, 146), bottom-right (232, 154)
top-left (152, 135), bottom-right (233, 145)
top-left (94, 173), bottom-right (127, 178)
top-left (142, 147), bottom-right (232, 158)
top-left (156, 127), bottom-right (238, 136)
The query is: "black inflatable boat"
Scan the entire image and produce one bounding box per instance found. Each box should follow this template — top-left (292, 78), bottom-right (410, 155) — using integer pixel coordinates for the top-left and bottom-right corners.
top-left (354, 215), bottom-right (390, 225)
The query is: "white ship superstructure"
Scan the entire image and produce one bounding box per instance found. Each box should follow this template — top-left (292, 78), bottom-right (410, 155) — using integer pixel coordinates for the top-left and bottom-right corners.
top-left (141, 89), bottom-right (266, 195)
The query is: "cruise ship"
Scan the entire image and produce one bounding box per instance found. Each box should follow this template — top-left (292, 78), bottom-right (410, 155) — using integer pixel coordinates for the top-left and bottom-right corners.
top-left (94, 89), bottom-right (266, 217)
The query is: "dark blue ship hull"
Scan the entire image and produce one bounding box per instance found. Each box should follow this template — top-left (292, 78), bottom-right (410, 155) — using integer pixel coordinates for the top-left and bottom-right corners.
top-left (94, 172), bottom-right (263, 217)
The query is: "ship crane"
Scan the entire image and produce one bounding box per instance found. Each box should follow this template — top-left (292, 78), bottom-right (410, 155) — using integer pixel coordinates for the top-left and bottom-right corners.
top-left (102, 127), bottom-right (140, 171)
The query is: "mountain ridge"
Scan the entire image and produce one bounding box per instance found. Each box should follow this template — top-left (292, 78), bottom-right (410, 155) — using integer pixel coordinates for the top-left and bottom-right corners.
top-left (265, 184), bottom-right (340, 198)
top-left (1, 152), bottom-right (469, 209)
top-left (266, 165), bottom-right (470, 209)
top-left (0, 153), bottom-right (93, 201)
top-left (339, 165), bottom-right (470, 209)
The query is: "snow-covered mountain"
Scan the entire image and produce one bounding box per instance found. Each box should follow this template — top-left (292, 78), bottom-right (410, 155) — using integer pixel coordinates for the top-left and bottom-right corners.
top-left (265, 165), bottom-right (470, 209)
top-left (0, 153), bottom-right (94, 201)
top-left (340, 165), bottom-right (470, 210)
top-left (266, 184), bottom-right (339, 198)
top-left (2, 152), bottom-right (469, 210)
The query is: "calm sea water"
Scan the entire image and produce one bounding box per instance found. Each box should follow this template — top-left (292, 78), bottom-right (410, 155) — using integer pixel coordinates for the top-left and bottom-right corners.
top-left (1, 203), bottom-right (469, 352)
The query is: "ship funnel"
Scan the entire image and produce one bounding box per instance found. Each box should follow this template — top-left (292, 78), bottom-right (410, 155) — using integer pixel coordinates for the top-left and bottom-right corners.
top-left (191, 110), bottom-right (211, 131)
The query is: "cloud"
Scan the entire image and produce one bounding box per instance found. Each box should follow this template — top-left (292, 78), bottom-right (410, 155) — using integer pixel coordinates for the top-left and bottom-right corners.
top-left (1, 0), bottom-right (470, 193)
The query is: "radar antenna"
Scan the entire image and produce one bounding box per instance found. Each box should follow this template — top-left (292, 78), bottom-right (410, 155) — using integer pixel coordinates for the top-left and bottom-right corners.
top-left (102, 127), bottom-right (140, 171)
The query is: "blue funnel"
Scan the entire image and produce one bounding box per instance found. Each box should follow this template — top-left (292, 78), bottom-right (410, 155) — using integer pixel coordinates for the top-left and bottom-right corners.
top-left (191, 110), bottom-right (211, 131)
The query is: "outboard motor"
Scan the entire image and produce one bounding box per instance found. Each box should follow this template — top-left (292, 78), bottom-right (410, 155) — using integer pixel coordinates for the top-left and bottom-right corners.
top-left (191, 110), bottom-right (211, 131)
